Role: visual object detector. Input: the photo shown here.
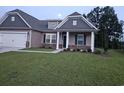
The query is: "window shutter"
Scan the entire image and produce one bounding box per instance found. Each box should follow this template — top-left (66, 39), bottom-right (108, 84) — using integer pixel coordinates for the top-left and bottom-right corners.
top-left (75, 34), bottom-right (77, 45)
top-left (84, 34), bottom-right (86, 45)
top-left (43, 34), bottom-right (46, 43)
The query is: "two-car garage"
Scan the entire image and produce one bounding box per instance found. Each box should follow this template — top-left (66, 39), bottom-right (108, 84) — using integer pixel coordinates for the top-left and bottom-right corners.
top-left (0, 31), bottom-right (28, 48)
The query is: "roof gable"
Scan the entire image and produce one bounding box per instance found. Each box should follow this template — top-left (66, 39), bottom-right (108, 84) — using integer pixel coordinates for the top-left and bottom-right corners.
top-left (0, 13), bottom-right (29, 28)
top-left (0, 10), bottom-right (98, 32)
top-left (55, 12), bottom-right (98, 31)
top-left (59, 17), bottom-right (93, 29)
top-left (69, 12), bottom-right (81, 16)
top-left (8, 9), bottom-right (43, 31)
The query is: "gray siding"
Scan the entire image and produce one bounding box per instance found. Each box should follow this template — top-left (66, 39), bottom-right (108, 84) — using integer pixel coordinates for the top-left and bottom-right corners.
top-left (0, 14), bottom-right (29, 28)
top-left (59, 17), bottom-right (93, 29)
top-left (48, 22), bottom-right (58, 29)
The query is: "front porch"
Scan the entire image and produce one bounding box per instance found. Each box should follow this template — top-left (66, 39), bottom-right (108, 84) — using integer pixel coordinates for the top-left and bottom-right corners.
top-left (56, 31), bottom-right (95, 52)
top-left (43, 31), bottom-right (95, 52)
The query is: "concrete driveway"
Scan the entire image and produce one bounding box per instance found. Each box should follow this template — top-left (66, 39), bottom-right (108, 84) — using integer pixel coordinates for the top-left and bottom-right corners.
top-left (0, 47), bottom-right (23, 53)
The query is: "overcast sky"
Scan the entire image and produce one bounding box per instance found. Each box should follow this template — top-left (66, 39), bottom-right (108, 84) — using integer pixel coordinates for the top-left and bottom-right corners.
top-left (0, 6), bottom-right (124, 21)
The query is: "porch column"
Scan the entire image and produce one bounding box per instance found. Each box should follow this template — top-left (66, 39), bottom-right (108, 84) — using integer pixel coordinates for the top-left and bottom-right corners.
top-left (91, 32), bottom-right (95, 52)
top-left (66, 32), bottom-right (69, 48)
top-left (56, 32), bottom-right (60, 50)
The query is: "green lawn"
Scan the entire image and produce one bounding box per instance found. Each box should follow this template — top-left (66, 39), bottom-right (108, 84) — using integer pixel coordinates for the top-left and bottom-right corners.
top-left (22, 48), bottom-right (54, 51)
top-left (0, 50), bottom-right (124, 86)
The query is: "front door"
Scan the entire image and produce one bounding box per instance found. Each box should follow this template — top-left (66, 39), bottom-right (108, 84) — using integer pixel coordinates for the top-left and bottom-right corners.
top-left (62, 32), bottom-right (66, 48)
top-left (63, 35), bottom-right (66, 48)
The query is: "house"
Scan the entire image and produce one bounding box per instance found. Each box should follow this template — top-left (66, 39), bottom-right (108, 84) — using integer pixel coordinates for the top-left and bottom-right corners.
top-left (0, 9), bottom-right (98, 52)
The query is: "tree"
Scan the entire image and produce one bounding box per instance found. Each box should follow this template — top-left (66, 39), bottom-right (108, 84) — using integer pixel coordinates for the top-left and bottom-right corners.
top-left (119, 20), bottom-right (124, 48)
top-left (83, 14), bottom-right (87, 18)
top-left (86, 6), bottom-right (123, 53)
top-left (100, 6), bottom-right (123, 50)
top-left (87, 7), bottom-right (103, 47)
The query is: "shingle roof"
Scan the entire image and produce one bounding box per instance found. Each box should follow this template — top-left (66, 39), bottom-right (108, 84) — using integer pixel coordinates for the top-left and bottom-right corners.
top-left (69, 12), bottom-right (81, 16)
top-left (40, 20), bottom-right (62, 30)
top-left (9, 9), bottom-right (43, 31)
top-left (0, 9), bottom-right (97, 32)
top-left (8, 9), bottom-right (62, 31)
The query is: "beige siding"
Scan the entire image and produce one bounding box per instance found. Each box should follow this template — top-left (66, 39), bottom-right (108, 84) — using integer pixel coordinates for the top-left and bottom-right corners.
top-left (42, 32), bottom-right (91, 47)
top-left (68, 32), bottom-right (91, 46)
top-left (31, 30), bottom-right (43, 47)
top-left (86, 33), bottom-right (91, 46)
top-left (69, 33), bottom-right (75, 45)
top-left (59, 32), bottom-right (63, 44)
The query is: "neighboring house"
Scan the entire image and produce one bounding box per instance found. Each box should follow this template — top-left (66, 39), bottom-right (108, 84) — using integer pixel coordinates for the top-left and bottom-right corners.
top-left (0, 9), bottom-right (98, 52)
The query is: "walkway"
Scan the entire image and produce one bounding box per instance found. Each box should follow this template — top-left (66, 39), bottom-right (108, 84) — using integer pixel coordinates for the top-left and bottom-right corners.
top-left (15, 49), bottom-right (64, 54)
top-left (0, 47), bottom-right (23, 53)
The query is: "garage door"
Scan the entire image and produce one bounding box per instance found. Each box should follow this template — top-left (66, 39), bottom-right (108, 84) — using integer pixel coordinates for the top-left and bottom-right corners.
top-left (0, 32), bottom-right (27, 48)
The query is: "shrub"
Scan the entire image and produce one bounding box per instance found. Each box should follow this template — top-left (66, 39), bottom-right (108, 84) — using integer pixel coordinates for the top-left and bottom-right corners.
top-left (67, 48), bottom-right (70, 51)
top-left (73, 49), bottom-right (76, 52)
top-left (77, 48), bottom-right (80, 52)
top-left (83, 49), bottom-right (87, 52)
top-left (87, 48), bottom-right (92, 52)
top-left (94, 49), bottom-right (102, 54)
top-left (41, 45), bottom-right (45, 48)
top-left (64, 48), bottom-right (70, 52)
top-left (48, 46), bottom-right (52, 49)
top-left (63, 48), bottom-right (67, 51)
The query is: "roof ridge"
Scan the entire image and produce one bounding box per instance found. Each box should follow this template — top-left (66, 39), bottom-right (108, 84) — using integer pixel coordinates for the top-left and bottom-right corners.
top-left (69, 12), bottom-right (82, 16)
top-left (9, 9), bottom-right (40, 21)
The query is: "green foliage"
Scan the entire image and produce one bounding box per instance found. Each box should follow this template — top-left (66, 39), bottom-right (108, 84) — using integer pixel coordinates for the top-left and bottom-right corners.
top-left (86, 6), bottom-right (123, 52)
top-left (94, 49), bottom-right (102, 54)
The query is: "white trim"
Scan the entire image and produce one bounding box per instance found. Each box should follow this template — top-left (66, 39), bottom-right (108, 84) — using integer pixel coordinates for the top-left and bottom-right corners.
top-left (77, 34), bottom-right (84, 46)
top-left (81, 15), bottom-right (98, 30)
top-left (11, 16), bottom-right (15, 21)
top-left (15, 12), bottom-right (32, 28)
top-left (55, 13), bottom-right (98, 30)
top-left (0, 11), bottom-right (32, 28)
top-left (91, 32), bottom-right (95, 52)
top-left (0, 13), bottom-right (9, 24)
top-left (69, 15), bottom-right (98, 30)
top-left (54, 16), bottom-right (68, 29)
top-left (0, 31), bottom-right (28, 34)
top-left (45, 33), bottom-right (56, 36)
top-left (66, 32), bottom-right (69, 48)
top-left (68, 15), bottom-right (82, 17)
top-left (45, 33), bottom-right (56, 44)
top-left (56, 32), bottom-right (60, 50)
top-left (73, 20), bottom-right (77, 26)
top-left (0, 31), bottom-right (28, 48)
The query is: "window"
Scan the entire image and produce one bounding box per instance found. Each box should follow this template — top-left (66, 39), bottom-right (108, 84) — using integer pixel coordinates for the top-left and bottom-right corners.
top-left (77, 34), bottom-right (84, 46)
top-left (11, 17), bottom-right (15, 21)
top-left (73, 20), bottom-right (77, 26)
top-left (45, 34), bottom-right (50, 44)
top-left (45, 33), bottom-right (56, 44)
